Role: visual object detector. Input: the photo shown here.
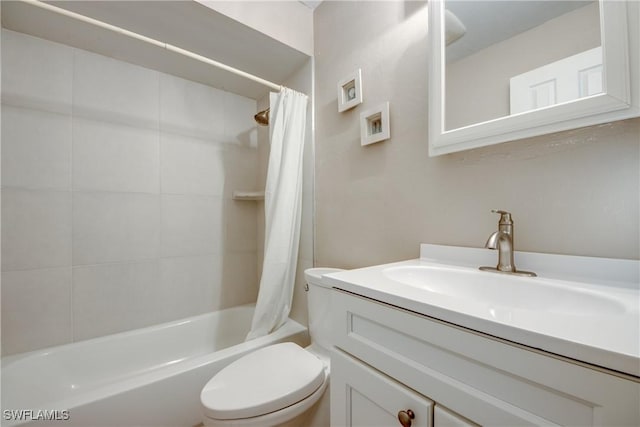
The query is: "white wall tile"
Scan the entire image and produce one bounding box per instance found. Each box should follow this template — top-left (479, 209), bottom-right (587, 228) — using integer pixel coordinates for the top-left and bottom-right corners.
top-left (1, 31), bottom-right (274, 351)
top-left (1, 106), bottom-right (71, 190)
top-left (225, 92), bottom-right (258, 147)
top-left (160, 256), bottom-right (222, 320)
top-left (159, 74), bottom-right (225, 141)
top-left (299, 192), bottom-right (314, 262)
top-left (72, 261), bottom-right (162, 340)
top-left (1, 30), bottom-right (73, 113)
top-left (161, 195), bottom-right (224, 257)
top-left (256, 111), bottom-right (270, 189)
top-left (1, 189), bottom-right (72, 271)
top-left (1, 267), bottom-right (73, 355)
top-left (160, 132), bottom-right (226, 196)
top-left (225, 201), bottom-right (258, 252)
top-left (73, 192), bottom-right (160, 265)
top-left (73, 50), bottom-right (159, 128)
top-left (225, 146), bottom-right (259, 198)
top-left (220, 252), bottom-right (259, 308)
top-left (257, 202), bottom-right (265, 279)
top-left (303, 130), bottom-right (314, 195)
top-left (73, 118), bottom-right (160, 193)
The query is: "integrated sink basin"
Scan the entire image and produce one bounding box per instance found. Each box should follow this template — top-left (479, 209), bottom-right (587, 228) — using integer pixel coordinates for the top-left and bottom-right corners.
top-left (323, 244), bottom-right (640, 377)
top-left (382, 265), bottom-right (627, 316)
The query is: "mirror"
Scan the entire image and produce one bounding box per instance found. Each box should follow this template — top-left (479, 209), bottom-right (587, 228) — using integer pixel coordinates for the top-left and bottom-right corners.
top-left (446, 1), bottom-right (601, 130)
top-left (428, 0), bottom-right (640, 156)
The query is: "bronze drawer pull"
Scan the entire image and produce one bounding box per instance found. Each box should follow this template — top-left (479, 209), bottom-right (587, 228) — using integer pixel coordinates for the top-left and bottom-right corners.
top-left (397, 409), bottom-right (415, 427)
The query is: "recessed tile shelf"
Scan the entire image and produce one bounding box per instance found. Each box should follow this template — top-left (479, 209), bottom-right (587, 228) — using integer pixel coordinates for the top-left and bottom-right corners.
top-left (232, 191), bottom-right (265, 201)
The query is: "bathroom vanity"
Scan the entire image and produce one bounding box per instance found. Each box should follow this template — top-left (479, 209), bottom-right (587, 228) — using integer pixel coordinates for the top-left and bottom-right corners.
top-left (325, 245), bottom-right (640, 426)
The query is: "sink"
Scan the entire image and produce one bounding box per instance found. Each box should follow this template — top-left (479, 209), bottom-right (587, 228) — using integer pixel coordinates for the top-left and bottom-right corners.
top-left (382, 265), bottom-right (627, 315)
top-left (323, 245), bottom-right (640, 377)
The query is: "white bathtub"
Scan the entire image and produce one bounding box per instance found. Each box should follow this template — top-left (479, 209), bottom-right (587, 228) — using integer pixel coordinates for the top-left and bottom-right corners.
top-left (1, 304), bottom-right (308, 427)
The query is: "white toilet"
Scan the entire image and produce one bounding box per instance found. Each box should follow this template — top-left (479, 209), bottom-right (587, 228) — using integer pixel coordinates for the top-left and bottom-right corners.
top-left (200, 268), bottom-right (344, 427)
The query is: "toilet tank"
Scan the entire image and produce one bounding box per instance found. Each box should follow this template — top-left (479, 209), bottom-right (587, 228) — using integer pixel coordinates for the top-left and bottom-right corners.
top-left (304, 268), bottom-right (344, 351)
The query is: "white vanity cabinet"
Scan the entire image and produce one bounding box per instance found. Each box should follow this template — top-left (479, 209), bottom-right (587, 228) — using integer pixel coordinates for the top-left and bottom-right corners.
top-left (331, 349), bottom-right (434, 427)
top-left (434, 406), bottom-right (478, 427)
top-left (330, 290), bottom-right (640, 427)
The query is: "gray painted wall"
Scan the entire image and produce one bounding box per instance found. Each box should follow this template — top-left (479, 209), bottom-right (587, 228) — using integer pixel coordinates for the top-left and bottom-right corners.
top-left (314, 1), bottom-right (639, 269)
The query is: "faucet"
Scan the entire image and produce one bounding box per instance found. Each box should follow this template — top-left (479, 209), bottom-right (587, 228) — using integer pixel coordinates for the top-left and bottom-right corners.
top-left (479, 210), bottom-right (536, 277)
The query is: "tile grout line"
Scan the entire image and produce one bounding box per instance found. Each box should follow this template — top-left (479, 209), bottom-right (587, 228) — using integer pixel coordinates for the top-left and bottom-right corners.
top-left (0, 185), bottom-right (233, 200)
top-left (70, 46), bottom-right (76, 344)
top-left (158, 71), bottom-right (163, 276)
top-left (1, 250), bottom-right (250, 274)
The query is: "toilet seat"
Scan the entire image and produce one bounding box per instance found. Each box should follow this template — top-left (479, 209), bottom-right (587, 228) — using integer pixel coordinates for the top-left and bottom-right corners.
top-left (201, 374), bottom-right (328, 427)
top-left (200, 342), bottom-right (326, 421)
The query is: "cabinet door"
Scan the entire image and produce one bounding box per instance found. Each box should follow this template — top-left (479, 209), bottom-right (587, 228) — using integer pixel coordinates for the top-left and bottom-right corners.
top-left (434, 405), bottom-right (479, 427)
top-left (332, 290), bottom-right (639, 426)
top-left (331, 349), bottom-right (433, 427)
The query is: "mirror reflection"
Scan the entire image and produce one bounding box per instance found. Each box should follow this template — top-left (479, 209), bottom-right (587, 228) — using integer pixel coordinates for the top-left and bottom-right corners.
top-left (445, 1), bottom-right (601, 131)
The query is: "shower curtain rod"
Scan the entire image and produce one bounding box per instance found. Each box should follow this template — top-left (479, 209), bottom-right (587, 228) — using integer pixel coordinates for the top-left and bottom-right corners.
top-left (18, 0), bottom-right (283, 92)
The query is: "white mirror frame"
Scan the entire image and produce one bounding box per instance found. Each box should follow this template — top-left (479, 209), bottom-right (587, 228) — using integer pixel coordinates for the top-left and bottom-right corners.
top-left (428, 0), bottom-right (640, 156)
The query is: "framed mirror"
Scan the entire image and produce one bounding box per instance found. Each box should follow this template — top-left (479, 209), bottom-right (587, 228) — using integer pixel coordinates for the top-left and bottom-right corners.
top-left (428, 0), bottom-right (640, 156)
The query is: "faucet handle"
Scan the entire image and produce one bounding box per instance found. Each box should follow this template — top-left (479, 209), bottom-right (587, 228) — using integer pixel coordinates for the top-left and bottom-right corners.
top-left (491, 209), bottom-right (512, 225)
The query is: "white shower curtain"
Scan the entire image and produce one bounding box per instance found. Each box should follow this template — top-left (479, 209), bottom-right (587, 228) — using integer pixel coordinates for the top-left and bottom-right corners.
top-left (246, 87), bottom-right (308, 340)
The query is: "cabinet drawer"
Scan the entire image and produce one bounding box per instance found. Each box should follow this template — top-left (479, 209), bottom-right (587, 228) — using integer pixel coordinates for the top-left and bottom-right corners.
top-left (331, 348), bottom-right (433, 427)
top-left (332, 290), bottom-right (640, 426)
top-left (434, 405), bottom-right (479, 427)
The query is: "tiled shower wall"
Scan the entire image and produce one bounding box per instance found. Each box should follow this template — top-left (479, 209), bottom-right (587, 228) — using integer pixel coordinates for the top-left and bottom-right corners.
top-left (1, 30), bottom-right (260, 355)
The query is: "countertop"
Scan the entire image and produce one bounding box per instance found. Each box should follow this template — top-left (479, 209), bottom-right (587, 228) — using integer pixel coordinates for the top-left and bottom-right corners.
top-left (323, 244), bottom-right (640, 378)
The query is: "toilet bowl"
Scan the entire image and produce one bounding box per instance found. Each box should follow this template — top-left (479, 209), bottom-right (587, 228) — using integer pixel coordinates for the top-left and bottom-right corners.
top-left (200, 268), bottom-right (344, 427)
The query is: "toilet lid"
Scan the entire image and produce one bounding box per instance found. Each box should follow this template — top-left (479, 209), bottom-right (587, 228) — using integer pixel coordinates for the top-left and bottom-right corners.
top-left (200, 342), bottom-right (326, 420)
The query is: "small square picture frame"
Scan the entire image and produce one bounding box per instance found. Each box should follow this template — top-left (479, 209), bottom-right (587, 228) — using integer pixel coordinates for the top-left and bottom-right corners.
top-left (337, 69), bottom-right (363, 112)
top-left (360, 102), bottom-right (390, 146)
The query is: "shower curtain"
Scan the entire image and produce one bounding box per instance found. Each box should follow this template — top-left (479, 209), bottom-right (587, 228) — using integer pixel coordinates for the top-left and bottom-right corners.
top-left (247, 87), bottom-right (308, 340)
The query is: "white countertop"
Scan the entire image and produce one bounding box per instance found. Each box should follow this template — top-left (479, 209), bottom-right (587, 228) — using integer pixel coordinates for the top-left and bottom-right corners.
top-left (323, 245), bottom-right (640, 378)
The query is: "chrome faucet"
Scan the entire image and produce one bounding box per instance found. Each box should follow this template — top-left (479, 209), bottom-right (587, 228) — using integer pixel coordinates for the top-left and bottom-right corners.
top-left (479, 210), bottom-right (536, 277)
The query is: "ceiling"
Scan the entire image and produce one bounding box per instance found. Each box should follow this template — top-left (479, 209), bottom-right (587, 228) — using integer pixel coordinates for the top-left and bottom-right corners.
top-left (446, 1), bottom-right (593, 63)
top-left (1, 1), bottom-right (310, 100)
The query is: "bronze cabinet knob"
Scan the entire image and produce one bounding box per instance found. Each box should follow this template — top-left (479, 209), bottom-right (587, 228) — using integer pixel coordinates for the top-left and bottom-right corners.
top-left (397, 409), bottom-right (415, 427)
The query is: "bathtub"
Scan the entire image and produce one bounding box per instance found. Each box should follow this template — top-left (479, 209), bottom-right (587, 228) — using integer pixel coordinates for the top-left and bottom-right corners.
top-left (1, 304), bottom-right (308, 427)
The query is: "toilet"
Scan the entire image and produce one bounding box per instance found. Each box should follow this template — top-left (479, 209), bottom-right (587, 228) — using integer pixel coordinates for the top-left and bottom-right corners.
top-left (200, 268), bottom-right (344, 427)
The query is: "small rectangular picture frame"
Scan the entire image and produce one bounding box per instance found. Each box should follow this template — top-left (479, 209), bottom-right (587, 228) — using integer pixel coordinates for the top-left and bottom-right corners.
top-left (360, 101), bottom-right (390, 146)
top-left (337, 68), bottom-right (363, 112)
